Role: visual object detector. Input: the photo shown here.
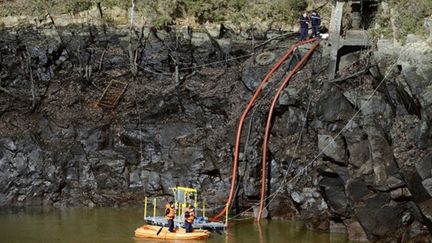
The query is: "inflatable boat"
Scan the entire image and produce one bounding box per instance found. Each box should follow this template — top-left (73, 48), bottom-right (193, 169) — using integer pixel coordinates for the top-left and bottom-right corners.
top-left (134, 225), bottom-right (210, 240)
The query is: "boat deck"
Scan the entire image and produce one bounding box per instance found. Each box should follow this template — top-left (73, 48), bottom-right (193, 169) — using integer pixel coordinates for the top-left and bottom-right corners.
top-left (145, 216), bottom-right (226, 231)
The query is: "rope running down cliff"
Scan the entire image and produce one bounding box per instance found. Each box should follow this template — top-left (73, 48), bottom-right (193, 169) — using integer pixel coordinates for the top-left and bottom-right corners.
top-left (227, 46), bottom-right (322, 221)
top-left (265, 27), bottom-right (372, 208)
top-left (229, 50), bottom-right (302, 213)
top-left (228, 45), bottom-right (406, 220)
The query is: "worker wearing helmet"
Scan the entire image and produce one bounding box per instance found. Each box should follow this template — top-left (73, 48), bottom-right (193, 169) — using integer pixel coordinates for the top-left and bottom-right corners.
top-left (165, 201), bottom-right (176, 232)
top-left (184, 205), bottom-right (196, 233)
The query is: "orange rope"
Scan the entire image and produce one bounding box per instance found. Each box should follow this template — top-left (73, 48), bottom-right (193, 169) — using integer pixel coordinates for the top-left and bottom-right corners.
top-left (257, 41), bottom-right (320, 221)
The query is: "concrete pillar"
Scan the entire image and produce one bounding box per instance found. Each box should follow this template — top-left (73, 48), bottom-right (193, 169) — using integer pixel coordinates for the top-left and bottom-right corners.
top-left (328, 1), bottom-right (345, 80)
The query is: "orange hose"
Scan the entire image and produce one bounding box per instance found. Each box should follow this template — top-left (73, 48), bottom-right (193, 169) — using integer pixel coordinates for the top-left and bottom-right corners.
top-left (211, 42), bottom-right (300, 221)
top-left (257, 41), bottom-right (320, 221)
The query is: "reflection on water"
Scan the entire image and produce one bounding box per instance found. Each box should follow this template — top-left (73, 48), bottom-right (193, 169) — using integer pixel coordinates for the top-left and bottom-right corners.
top-left (0, 207), bottom-right (347, 243)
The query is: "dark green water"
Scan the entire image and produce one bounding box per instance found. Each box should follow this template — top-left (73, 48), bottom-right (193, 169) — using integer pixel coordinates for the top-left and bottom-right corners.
top-left (0, 207), bottom-right (347, 243)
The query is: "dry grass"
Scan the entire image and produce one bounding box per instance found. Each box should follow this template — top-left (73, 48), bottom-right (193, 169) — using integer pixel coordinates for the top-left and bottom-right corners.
top-left (0, 0), bottom-right (330, 28)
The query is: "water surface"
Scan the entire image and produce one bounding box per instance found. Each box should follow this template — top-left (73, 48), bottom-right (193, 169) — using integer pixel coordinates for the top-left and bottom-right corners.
top-left (0, 207), bottom-right (347, 243)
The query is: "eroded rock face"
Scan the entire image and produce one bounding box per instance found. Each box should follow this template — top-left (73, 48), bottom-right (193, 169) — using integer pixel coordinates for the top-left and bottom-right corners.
top-left (264, 35), bottom-right (432, 241)
top-left (0, 25), bottom-right (247, 208)
top-left (318, 135), bottom-right (347, 163)
top-left (316, 87), bottom-right (355, 122)
top-left (1, 23), bottom-right (432, 242)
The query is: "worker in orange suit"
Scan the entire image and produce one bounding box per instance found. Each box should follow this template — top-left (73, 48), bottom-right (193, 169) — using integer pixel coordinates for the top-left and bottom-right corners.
top-left (165, 201), bottom-right (176, 232)
top-left (184, 205), bottom-right (196, 233)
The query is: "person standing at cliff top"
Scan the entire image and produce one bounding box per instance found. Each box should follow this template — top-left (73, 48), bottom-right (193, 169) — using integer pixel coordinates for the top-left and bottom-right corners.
top-left (310, 10), bottom-right (321, 37)
top-left (299, 12), bottom-right (309, 41)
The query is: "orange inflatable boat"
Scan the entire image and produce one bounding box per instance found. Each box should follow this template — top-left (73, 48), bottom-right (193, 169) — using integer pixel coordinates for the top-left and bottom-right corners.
top-left (134, 225), bottom-right (210, 240)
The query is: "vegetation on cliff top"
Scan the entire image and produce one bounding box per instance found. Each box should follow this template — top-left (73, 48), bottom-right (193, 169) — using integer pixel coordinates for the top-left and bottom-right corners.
top-left (0, 0), bottom-right (330, 28)
top-left (141, 0), bottom-right (312, 27)
top-left (372, 0), bottom-right (432, 40)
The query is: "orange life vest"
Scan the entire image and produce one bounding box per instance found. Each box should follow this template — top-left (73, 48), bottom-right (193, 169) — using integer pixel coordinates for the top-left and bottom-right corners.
top-left (185, 209), bottom-right (195, 223)
top-left (165, 204), bottom-right (175, 220)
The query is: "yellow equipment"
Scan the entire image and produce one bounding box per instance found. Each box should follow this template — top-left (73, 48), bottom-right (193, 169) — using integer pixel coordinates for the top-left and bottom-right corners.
top-left (170, 187), bottom-right (198, 218)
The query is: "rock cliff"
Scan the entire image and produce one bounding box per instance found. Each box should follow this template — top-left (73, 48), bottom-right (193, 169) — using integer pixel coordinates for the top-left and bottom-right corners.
top-left (1, 6), bottom-right (432, 243)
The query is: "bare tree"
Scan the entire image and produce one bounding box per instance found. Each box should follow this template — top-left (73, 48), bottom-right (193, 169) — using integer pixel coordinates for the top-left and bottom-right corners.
top-left (128, 0), bottom-right (138, 76)
top-left (97, 2), bottom-right (109, 71)
top-left (24, 44), bottom-right (36, 110)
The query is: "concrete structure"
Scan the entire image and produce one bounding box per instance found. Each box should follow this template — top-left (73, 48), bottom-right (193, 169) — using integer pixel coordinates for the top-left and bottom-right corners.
top-left (328, 0), bottom-right (378, 80)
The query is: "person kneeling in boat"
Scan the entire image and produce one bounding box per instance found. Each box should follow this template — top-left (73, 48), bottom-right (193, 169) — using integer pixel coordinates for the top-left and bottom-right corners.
top-left (184, 206), bottom-right (196, 233)
top-left (165, 201), bottom-right (176, 232)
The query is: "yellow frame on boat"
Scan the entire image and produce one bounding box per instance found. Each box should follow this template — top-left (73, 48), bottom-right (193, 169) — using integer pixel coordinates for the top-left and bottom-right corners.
top-left (170, 187), bottom-right (198, 218)
top-left (143, 186), bottom-right (206, 219)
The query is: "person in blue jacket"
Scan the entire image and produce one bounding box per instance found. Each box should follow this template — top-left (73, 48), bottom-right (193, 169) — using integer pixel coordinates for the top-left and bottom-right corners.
top-left (310, 10), bottom-right (321, 37)
top-left (299, 12), bottom-right (309, 41)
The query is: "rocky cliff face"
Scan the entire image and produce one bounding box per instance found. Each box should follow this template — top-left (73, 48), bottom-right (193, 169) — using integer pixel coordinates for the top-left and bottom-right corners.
top-left (0, 24), bottom-right (251, 208)
top-left (277, 34), bottom-right (432, 241)
top-left (1, 16), bottom-right (432, 243)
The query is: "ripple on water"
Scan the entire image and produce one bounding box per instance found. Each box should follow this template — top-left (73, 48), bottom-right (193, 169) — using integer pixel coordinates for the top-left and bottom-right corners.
top-left (0, 207), bottom-right (347, 243)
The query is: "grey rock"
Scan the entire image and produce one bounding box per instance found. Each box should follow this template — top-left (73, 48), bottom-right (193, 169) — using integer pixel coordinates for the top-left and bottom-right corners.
top-left (417, 119), bottom-right (432, 149)
top-left (252, 206), bottom-right (268, 219)
top-left (419, 86), bottom-right (432, 118)
top-left (390, 187), bottom-right (412, 200)
top-left (303, 212), bottom-right (330, 231)
top-left (273, 107), bottom-right (305, 137)
top-left (204, 24), bottom-right (220, 38)
top-left (345, 219), bottom-right (369, 242)
top-left (191, 32), bottom-right (210, 46)
top-left (162, 146), bottom-right (204, 166)
top-left (356, 193), bottom-right (405, 240)
top-left (319, 173), bottom-right (350, 216)
top-left (409, 221), bottom-right (432, 240)
top-left (244, 178), bottom-right (258, 197)
top-left (416, 151), bottom-right (432, 180)
top-left (422, 178), bottom-right (432, 197)
top-left (417, 199), bottom-right (432, 229)
top-left (401, 210), bottom-right (414, 225)
top-left (316, 87), bottom-right (354, 122)
top-left (216, 38), bottom-right (232, 55)
top-left (400, 166), bottom-right (431, 203)
top-left (374, 175), bottom-right (407, 191)
top-left (346, 178), bottom-right (371, 202)
top-left (385, 175), bottom-right (406, 190)
top-left (0, 139), bottom-right (16, 151)
top-left (345, 91), bottom-right (394, 130)
top-left (141, 171), bottom-right (162, 194)
top-left (279, 88), bottom-right (301, 106)
top-left (110, 56), bottom-right (125, 66)
top-left (399, 40), bottom-right (432, 98)
top-left (374, 39), bottom-right (401, 72)
top-left (291, 191), bottom-right (303, 203)
top-left (344, 130), bottom-right (370, 168)
top-left (0, 26), bottom-right (431, 242)
top-left (365, 126), bottom-right (399, 186)
top-left (318, 135), bottom-right (347, 163)
top-left (79, 127), bottom-right (106, 153)
top-left (241, 64), bottom-right (268, 91)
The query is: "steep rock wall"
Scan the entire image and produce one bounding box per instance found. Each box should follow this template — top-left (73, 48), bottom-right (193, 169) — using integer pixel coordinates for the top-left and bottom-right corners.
top-left (0, 16), bottom-right (432, 243)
